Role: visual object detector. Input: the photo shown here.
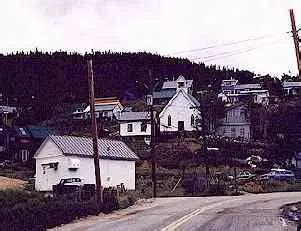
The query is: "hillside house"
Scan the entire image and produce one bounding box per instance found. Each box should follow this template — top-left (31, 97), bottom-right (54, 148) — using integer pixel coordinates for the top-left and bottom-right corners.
top-left (159, 89), bottom-right (201, 132)
top-left (219, 79), bottom-right (269, 105)
top-left (83, 97), bottom-right (124, 120)
top-left (0, 106), bottom-right (17, 155)
top-left (71, 103), bottom-right (87, 120)
top-left (12, 125), bottom-right (57, 163)
top-left (216, 103), bottom-right (251, 140)
top-left (153, 75), bottom-right (193, 104)
top-left (283, 81), bottom-right (301, 96)
top-left (34, 135), bottom-right (139, 191)
top-left (118, 112), bottom-right (151, 142)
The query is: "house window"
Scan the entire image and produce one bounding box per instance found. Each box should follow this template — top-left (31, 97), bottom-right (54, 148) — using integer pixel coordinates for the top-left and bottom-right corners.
top-left (231, 128), bottom-right (236, 137)
top-left (127, 124), bottom-right (133, 132)
top-left (240, 128), bottom-right (245, 137)
top-left (21, 149), bottom-right (29, 162)
top-left (168, 115), bottom-right (171, 126)
top-left (191, 115), bottom-right (195, 126)
top-left (141, 122), bottom-right (147, 132)
top-left (240, 109), bottom-right (245, 118)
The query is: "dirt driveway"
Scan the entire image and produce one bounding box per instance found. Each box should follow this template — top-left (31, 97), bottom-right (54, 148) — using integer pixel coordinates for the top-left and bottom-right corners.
top-left (0, 176), bottom-right (26, 189)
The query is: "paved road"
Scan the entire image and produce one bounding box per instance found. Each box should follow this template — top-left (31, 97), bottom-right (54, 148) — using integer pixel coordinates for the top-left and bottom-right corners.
top-left (54, 192), bottom-right (301, 231)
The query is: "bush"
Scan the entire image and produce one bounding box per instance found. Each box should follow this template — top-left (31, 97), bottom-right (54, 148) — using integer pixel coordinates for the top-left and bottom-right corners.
top-left (0, 198), bottom-right (102, 230)
top-left (241, 181), bottom-right (292, 194)
top-left (0, 189), bottom-right (44, 208)
top-left (0, 188), bottom-right (136, 230)
top-left (207, 184), bottom-right (226, 196)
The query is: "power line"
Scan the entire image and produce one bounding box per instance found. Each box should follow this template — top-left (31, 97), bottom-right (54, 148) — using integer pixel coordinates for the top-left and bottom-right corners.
top-left (191, 38), bottom-right (288, 61)
top-left (171, 30), bottom-right (292, 56)
top-left (193, 39), bottom-right (288, 62)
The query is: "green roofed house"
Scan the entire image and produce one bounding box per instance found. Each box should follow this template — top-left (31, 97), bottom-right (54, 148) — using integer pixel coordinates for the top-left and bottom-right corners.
top-left (12, 125), bottom-right (57, 163)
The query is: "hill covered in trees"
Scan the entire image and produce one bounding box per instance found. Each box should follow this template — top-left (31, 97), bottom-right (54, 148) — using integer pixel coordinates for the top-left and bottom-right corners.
top-left (0, 51), bottom-right (257, 123)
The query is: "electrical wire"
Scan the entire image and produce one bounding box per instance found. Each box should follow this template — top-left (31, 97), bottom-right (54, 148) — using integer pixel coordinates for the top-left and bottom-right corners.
top-left (170, 30), bottom-right (293, 56)
top-left (191, 38), bottom-right (288, 62)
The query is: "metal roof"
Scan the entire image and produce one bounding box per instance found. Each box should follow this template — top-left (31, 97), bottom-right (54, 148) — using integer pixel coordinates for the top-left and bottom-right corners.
top-left (48, 135), bottom-right (139, 161)
top-left (153, 89), bottom-right (176, 99)
top-left (283, 81), bottom-right (301, 88)
top-left (27, 125), bottom-right (57, 139)
top-left (235, 84), bottom-right (261, 90)
top-left (95, 104), bottom-right (116, 111)
top-left (162, 77), bottom-right (193, 89)
top-left (118, 112), bottom-right (150, 121)
top-left (15, 127), bottom-right (31, 138)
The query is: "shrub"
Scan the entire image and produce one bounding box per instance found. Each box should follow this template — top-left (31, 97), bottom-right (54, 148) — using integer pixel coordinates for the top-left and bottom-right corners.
top-left (207, 184), bottom-right (226, 196)
top-left (0, 188), bottom-right (136, 230)
top-left (241, 181), bottom-right (291, 194)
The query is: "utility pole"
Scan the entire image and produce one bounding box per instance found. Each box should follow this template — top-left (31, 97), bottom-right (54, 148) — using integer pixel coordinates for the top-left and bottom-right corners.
top-left (147, 70), bottom-right (157, 198)
top-left (87, 59), bottom-right (102, 204)
top-left (289, 9), bottom-right (301, 77)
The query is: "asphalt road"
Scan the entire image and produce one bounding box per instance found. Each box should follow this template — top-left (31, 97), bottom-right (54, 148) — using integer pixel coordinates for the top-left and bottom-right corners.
top-left (54, 192), bottom-right (301, 231)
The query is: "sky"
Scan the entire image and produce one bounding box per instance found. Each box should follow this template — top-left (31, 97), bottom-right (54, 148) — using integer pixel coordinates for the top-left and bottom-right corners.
top-left (0, 0), bottom-right (300, 76)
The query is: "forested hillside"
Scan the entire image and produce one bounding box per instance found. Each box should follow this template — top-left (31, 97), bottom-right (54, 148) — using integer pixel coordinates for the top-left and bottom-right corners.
top-left (0, 51), bottom-right (256, 123)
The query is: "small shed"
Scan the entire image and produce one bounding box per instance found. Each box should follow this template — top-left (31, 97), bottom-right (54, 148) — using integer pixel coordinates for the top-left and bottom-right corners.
top-left (34, 135), bottom-right (139, 191)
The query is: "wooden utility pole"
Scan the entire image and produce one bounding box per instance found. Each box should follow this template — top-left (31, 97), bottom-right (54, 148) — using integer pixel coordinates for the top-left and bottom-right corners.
top-left (87, 59), bottom-right (102, 203)
top-left (289, 9), bottom-right (301, 77)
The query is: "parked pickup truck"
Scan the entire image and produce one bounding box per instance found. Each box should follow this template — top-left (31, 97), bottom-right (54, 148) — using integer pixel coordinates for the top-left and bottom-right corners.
top-left (53, 178), bottom-right (95, 195)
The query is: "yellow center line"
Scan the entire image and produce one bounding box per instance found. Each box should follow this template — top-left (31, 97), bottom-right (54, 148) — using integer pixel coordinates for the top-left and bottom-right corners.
top-left (161, 198), bottom-right (242, 231)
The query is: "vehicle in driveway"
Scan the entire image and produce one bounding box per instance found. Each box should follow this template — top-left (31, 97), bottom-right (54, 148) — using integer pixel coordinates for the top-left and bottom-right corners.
top-left (53, 178), bottom-right (95, 196)
top-left (260, 169), bottom-right (295, 182)
top-left (237, 171), bottom-right (256, 181)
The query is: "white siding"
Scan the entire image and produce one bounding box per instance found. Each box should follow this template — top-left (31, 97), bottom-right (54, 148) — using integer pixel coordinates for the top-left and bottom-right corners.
top-left (35, 139), bottom-right (136, 191)
top-left (120, 121), bottom-right (151, 136)
top-left (160, 91), bottom-right (200, 132)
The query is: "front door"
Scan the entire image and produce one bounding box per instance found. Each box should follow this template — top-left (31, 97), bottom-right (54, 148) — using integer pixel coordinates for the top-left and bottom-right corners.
top-left (178, 121), bottom-right (184, 131)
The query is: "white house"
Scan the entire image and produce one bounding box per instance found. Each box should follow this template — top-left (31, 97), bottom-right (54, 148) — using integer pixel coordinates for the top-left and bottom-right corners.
top-left (216, 103), bottom-right (251, 140)
top-left (83, 97), bottom-right (124, 120)
top-left (219, 78), bottom-right (269, 105)
top-left (34, 135), bottom-right (139, 191)
top-left (118, 112), bottom-right (151, 138)
top-left (159, 89), bottom-right (201, 132)
top-left (283, 81), bottom-right (301, 96)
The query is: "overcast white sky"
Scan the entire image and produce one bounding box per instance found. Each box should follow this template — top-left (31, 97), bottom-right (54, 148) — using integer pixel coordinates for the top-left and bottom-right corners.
top-left (0, 0), bottom-right (300, 76)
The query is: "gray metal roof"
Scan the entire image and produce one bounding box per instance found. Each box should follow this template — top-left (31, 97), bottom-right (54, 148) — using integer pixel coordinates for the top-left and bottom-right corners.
top-left (283, 81), bottom-right (301, 88)
top-left (162, 78), bottom-right (193, 89)
top-left (118, 112), bottom-right (150, 121)
top-left (95, 104), bottom-right (116, 111)
top-left (153, 89), bottom-right (176, 99)
top-left (48, 135), bottom-right (139, 161)
top-left (235, 84), bottom-right (261, 90)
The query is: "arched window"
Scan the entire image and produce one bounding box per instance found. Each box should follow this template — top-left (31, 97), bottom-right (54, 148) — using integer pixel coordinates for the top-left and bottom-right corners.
top-left (191, 114), bottom-right (195, 126)
top-left (168, 115), bottom-right (171, 126)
